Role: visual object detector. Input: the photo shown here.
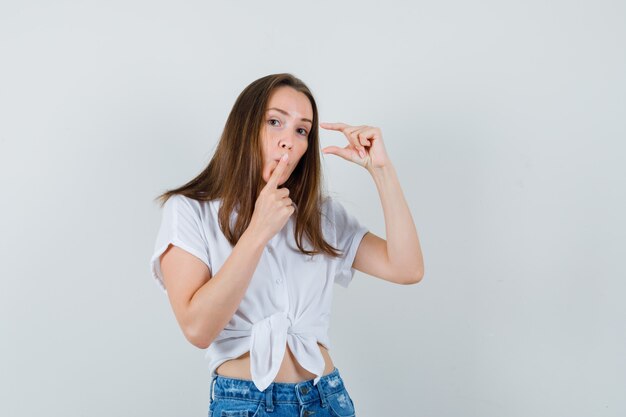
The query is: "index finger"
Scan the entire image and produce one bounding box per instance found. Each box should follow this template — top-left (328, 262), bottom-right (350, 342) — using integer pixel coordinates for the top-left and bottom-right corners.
top-left (267, 153), bottom-right (289, 188)
top-left (319, 122), bottom-right (350, 131)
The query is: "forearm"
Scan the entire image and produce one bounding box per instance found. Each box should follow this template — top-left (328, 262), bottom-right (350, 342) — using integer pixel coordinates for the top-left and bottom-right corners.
top-left (186, 228), bottom-right (267, 348)
top-left (368, 162), bottom-right (424, 281)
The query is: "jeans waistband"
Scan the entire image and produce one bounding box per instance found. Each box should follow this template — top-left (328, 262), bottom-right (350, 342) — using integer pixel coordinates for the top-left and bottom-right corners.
top-left (210, 367), bottom-right (345, 407)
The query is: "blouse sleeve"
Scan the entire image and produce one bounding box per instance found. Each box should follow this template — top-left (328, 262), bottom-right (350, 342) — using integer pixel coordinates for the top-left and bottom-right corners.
top-left (149, 194), bottom-right (212, 293)
top-left (330, 198), bottom-right (369, 288)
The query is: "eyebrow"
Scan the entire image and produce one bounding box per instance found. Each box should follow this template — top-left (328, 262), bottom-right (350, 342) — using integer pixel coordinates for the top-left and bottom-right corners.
top-left (267, 107), bottom-right (313, 125)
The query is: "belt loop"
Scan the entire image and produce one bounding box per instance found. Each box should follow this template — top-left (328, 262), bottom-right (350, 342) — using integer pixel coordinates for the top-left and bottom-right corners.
top-left (316, 379), bottom-right (327, 407)
top-left (209, 374), bottom-right (218, 402)
top-left (265, 383), bottom-right (274, 412)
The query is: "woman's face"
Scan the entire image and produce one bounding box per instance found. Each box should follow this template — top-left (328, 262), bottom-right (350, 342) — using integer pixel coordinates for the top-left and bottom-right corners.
top-left (260, 86), bottom-right (313, 187)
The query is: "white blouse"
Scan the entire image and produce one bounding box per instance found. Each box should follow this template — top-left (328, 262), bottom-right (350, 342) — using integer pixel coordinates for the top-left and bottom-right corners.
top-left (149, 194), bottom-right (368, 392)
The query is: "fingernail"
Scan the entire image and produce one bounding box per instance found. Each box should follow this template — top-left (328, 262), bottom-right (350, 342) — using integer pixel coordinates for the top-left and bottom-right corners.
top-left (359, 149), bottom-right (365, 158)
top-left (282, 153), bottom-right (288, 160)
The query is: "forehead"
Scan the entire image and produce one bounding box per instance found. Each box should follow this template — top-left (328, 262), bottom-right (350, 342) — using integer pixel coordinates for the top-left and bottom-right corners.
top-left (266, 86), bottom-right (313, 119)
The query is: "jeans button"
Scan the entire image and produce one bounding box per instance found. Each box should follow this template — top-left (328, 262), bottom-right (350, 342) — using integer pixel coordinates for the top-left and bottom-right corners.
top-left (300, 386), bottom-right (310, 394)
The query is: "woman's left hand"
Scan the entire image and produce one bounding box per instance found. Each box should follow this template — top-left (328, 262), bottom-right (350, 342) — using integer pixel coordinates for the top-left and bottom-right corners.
top-left (320, 122), bottom-right (390, 170)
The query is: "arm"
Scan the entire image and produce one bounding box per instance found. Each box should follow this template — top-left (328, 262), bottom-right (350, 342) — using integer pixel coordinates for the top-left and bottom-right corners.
top-left (160, 228), bottom-right (267, 349)
top-left (160, 154), bottom-right (292, 349)
top-left (320, 122), bottom-right (424, 285)
top-left (356, 161), bottom-right (424, 284)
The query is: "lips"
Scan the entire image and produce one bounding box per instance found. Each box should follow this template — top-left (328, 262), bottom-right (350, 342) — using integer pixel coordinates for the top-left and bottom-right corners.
top-left (269, 158), bottom-right (288, 178)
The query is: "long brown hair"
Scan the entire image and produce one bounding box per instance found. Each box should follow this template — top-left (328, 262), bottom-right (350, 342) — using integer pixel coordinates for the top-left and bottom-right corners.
top-left (154, 73), bottom-right (343, 258)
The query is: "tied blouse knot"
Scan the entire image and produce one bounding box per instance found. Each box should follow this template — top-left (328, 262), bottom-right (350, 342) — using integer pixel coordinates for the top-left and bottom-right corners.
top-left (150, 194), bottom-right (368, 392)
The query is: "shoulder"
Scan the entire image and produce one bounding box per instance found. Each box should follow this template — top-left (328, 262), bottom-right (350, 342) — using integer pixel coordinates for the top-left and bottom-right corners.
top-left (321, 195), bottom-right (354, 219)
top-left (320, 195), bottom-right (338, 222)
top-left (164, 194), bottom-right (216, 214)
top-left (161, 195), bottom-right (222, 232)
top-left (320, 195), bottom-right (343, 214)
top-left (320, 195), bottom-right (359, 233)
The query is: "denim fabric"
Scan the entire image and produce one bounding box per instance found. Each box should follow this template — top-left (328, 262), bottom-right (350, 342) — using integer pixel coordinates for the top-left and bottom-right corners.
top-left (208, 367), bottom-right (356, 417)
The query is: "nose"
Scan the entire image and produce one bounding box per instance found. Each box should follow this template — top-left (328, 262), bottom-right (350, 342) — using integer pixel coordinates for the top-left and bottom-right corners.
top-left (278, 136), bottom-right (294, 151)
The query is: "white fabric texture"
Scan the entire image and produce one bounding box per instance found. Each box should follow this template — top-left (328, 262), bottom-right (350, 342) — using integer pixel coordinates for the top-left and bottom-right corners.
top-left (149, 194), bottom-right (368, 392)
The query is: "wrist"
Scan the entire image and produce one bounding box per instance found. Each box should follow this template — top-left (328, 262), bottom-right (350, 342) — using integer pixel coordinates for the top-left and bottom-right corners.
top-left (368, 162), bottom-right (395, 177)
top-left (242, 225), bottom-right (270, 249)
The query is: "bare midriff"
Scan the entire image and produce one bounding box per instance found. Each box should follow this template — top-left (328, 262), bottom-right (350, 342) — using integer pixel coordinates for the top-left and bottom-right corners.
top-left (216, 342), bottom-right (335, 383)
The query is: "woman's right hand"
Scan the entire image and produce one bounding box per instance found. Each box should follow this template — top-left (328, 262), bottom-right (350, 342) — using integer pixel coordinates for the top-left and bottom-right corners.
top-left (249, 153), bottom-right (295, 244)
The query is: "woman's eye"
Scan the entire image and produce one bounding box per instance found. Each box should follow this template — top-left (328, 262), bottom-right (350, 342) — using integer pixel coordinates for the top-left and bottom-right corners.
top-left (269, 119), bottom-right (307, 136)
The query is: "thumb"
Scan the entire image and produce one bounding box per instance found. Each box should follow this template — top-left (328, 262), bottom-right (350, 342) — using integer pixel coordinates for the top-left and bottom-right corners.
top-left (322, 146), bottom-right (351, 159)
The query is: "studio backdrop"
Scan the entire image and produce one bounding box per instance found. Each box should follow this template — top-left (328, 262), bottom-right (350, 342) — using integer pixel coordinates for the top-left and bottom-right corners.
top-left (1, 1), bottom-right (624, 416)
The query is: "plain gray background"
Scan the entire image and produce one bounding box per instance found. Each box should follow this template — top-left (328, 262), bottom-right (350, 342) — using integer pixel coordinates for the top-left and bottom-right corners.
top-left (1, 1), bottom-right (624, 416)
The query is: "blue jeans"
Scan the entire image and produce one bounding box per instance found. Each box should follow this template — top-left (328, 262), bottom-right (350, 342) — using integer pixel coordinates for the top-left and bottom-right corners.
top-left (208, 367), bottom-right (356, 417)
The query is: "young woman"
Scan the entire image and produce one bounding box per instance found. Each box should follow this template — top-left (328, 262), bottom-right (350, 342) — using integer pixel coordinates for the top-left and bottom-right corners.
top-left (150, 73), bottom-right (424, 417)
